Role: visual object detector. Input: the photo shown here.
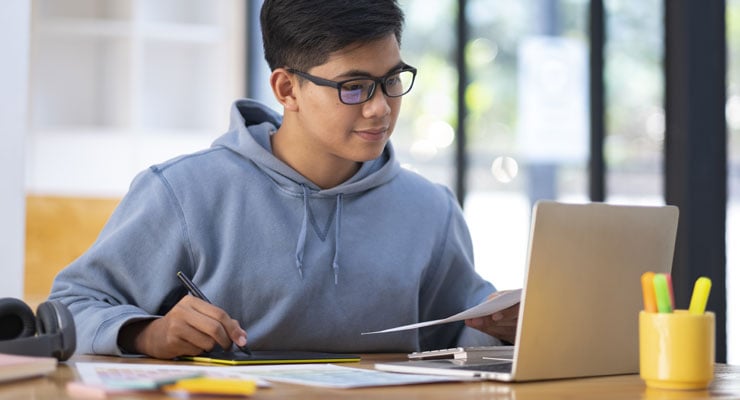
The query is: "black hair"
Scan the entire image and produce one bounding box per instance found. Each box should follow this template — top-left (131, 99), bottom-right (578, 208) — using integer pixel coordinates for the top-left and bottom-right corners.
top-left (260, 0), bottom-right (405, 71)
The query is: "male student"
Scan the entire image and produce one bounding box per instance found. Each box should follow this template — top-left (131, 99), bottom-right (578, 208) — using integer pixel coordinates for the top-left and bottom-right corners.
top-left (49, 0), bottom-right (518, 359)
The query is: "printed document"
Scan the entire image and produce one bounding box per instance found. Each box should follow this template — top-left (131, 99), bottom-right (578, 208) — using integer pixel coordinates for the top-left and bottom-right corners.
top-left (362, 288), bottom-right (521, 335)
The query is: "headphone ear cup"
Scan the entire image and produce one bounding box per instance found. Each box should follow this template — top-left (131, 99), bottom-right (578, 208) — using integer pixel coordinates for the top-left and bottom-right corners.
top-left (0, 298), bottom-right (37, 340)
top-left (36, 301), bottom-right (76, 361)
top-left (35, 301), bottom-right (60, 336)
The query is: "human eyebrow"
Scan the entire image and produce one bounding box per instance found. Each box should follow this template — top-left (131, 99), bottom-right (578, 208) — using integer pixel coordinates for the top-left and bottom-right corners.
top-left (335, 62), bottom-right (408, 80)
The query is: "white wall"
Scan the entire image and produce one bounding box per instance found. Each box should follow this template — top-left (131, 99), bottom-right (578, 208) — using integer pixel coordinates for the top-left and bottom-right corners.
top-left (0, 1), bottom-right (31, 298)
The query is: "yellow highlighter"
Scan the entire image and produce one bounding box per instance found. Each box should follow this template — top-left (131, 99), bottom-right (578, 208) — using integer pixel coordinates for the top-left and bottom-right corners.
top-left (688, 276), bottom-right (712, 315)
top-left (162, 377), bottom-right (257, 396)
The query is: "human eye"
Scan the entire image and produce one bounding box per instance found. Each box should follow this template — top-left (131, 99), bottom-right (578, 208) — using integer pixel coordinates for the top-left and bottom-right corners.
top-left (384, 70), bottom-right (414, 97)
top-left (339, 79), bottom-right (373, 104)
top-left (385, 73), bottom-right (402, 87)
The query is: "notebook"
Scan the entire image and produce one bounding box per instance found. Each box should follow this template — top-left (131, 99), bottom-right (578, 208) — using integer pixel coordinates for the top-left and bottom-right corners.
top-left (0, 353), bottom-right (57, 383)
top-left (375, 201), bottom-right (679, 382)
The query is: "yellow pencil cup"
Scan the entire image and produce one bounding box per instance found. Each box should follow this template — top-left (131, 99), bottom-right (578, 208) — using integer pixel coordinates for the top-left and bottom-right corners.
top-left (639, 310), bottom-right (715, 390)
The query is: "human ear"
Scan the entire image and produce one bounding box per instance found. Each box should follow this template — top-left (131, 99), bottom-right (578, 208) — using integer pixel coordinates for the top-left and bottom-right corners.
top-left (270, 69), bottom-right (299, 111)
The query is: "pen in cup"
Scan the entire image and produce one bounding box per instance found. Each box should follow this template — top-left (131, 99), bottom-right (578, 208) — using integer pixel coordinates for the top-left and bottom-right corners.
top-left (652, 273), bottom-right (673, 313)
top-left (641, 271), bottom-right (658, 313)
top-left (688, 276), bottom-right (712, 315)
top-left (664, 273), bottom-right (676, 309)
top-left (176, 271), bottom-right (252, 356)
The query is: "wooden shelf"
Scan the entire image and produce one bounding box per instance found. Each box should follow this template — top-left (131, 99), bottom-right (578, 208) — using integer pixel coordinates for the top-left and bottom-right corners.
top-left (28, 0), bottom-right (244, 195)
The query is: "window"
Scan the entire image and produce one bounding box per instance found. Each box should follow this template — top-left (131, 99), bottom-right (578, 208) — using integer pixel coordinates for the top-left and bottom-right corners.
top-left (726, 0), bottom-right (740, 364)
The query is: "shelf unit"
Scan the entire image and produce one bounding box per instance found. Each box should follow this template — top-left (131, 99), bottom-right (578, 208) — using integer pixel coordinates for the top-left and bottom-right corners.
top-left (27, 0), bottom-right (245, 196)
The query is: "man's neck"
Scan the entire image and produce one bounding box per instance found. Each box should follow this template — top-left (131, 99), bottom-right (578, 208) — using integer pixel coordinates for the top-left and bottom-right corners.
top-left (270, 128), bottom-right (360, 189)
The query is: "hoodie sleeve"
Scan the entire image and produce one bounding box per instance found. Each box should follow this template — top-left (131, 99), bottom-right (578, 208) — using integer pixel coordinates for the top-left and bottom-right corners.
top-left (48, 167), bottom-right (192, 355)
top-left (417, 187), bottom-right (502, 350)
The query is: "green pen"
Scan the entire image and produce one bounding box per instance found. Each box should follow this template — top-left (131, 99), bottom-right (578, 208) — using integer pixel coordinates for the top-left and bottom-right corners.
top-left (652, 273), bottom-right (673, 313)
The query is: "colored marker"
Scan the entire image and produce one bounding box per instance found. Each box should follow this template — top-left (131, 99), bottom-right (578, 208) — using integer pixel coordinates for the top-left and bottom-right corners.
top-left (653, 273), bottom-right (673, 313)
top-left (664, 274), bottom-right (676, 309)
top-left (163, 377), bottom-right (257, 397)
top-left (688, 276), bottom-right (712, 315)
top-left (641, 271), bottom-right (658, 312)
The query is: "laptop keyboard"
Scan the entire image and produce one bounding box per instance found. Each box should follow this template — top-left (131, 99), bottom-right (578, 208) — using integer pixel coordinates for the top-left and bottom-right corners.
top-left (409, 346), bottom-right (514, 360)
top-left (453, 362), bottom-right (513, 373)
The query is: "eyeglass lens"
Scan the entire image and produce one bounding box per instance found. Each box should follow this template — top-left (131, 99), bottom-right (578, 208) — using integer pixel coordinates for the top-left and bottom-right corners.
top-left (339, 70), bottom-right (415, 104)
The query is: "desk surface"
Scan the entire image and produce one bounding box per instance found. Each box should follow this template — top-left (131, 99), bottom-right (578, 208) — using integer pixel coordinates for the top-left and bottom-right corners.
top-left (2, 354), bottom-right (740, 399)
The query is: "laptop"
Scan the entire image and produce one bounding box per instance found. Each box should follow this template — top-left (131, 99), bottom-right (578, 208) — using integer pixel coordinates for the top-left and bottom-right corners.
top-left (375, 201), bottom-right (679, 382)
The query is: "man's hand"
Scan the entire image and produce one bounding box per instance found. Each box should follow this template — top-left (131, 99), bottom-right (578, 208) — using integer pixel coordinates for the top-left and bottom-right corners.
top-left (118, 295), bottom-right (248, 359)
top-left (464, 301), bottom-right (519, 344)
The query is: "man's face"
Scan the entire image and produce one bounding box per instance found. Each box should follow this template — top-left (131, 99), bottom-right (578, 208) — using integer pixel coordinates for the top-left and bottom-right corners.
top-left (291, 34), bottom-right (404, 164)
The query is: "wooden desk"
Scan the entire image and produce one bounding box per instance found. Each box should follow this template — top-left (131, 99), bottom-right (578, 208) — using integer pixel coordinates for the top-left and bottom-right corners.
top-left (2, 354), bottom-right (739, 399)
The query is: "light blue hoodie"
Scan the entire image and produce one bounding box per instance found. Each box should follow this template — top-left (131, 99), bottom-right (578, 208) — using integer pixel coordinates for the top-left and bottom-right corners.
top-left (49, 99), bottom-right (499, 356)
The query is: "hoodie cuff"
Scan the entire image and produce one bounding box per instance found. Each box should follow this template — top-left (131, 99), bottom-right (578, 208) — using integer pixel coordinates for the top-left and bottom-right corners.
top-left (91, 306), bottom-right (159, 356)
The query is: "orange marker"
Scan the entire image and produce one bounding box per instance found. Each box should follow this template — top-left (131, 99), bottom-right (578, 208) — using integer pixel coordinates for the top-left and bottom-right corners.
top-left (641, 271), bottom-right (658, 312)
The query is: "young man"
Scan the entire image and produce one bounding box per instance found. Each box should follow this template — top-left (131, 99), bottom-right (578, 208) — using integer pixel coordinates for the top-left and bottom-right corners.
top-left (49, 0), bottom-right (518, 359)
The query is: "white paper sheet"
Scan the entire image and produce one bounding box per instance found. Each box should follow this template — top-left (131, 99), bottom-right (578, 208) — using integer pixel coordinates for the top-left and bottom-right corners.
top-left (234, 363), bottom-right (464, 388)
top-left (73, 362), bottom-right (460, 390)
top-left (73, 362), bottom-right (271, 389)
top-left (362, 288), bottom-right (522, 335)
top-left (73, 362), bottom-right (457, 390)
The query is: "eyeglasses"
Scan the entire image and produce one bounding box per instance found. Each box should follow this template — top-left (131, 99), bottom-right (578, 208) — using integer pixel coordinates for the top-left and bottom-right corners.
top-left (287, 64), bottom-right (417, 105)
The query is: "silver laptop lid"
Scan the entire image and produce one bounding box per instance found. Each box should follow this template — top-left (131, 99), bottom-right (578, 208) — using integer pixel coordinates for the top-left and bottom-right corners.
top-left (512, 201), bottom-right (678, 381)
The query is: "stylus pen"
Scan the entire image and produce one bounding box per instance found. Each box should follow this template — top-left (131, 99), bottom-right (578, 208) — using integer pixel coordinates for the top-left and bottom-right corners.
top-left (176, 271), bottom-right (252, 356)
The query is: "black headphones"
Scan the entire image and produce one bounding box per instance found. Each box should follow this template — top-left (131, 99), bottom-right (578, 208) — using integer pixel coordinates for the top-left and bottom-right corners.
top-left (0, 298), bottom-right (76, 361)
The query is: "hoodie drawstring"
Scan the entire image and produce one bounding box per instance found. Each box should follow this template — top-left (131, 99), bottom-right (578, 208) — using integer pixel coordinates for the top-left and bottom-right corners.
top-left (294, 186), bottom-right (344, 284)
top-left (295, 185), bottom-right (309, 279)
top-left (332, 193), bottom-right (343, 285)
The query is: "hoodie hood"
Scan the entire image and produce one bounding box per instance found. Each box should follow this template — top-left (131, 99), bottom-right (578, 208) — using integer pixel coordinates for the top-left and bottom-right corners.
top-left (213, 98), bottom-right (401, 195)
top-left (212, 99), bottom-right (402, 283)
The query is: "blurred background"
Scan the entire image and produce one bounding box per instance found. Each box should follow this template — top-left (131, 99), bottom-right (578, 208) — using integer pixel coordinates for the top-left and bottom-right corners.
top-left (1, 0), bottom-right (736, 363)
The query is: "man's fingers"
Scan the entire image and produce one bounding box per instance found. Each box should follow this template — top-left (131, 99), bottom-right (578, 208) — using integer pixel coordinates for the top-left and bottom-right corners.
top-left (231, 326), bottom-right (248, 347)
top-left (177, 297), bottom-right (235, 350)
top-left (142, 317), bottom-right (208, 358)
top-left (490, 312), bottom-right (505, 322)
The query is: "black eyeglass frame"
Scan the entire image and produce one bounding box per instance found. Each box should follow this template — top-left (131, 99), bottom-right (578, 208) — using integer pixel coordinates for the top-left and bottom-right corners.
top-left (286, 64), bottom-right (418, 105)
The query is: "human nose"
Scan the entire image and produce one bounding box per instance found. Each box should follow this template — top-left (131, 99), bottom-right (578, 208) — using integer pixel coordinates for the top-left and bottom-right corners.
top-left (361, 83), bottom-right (391, 118)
